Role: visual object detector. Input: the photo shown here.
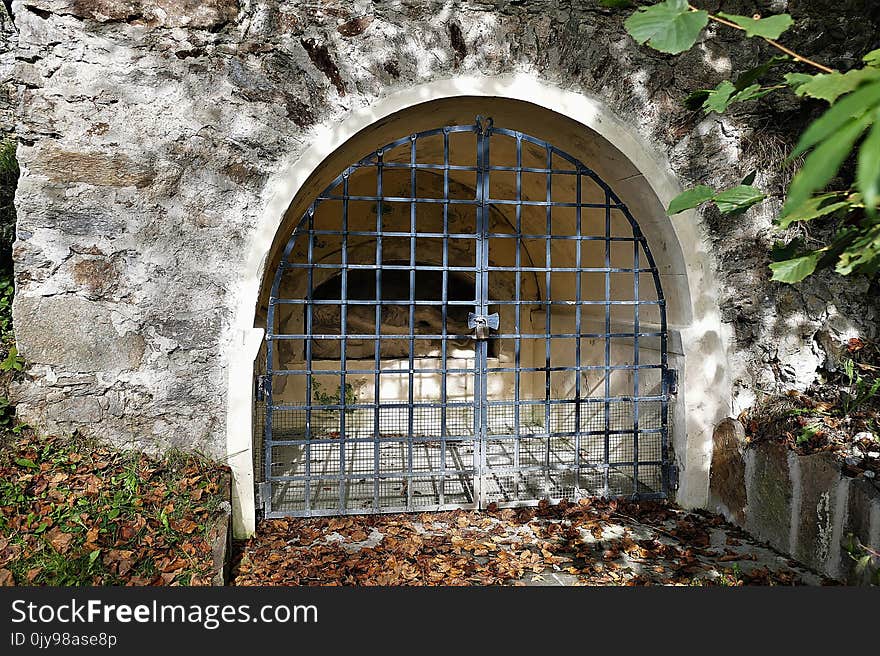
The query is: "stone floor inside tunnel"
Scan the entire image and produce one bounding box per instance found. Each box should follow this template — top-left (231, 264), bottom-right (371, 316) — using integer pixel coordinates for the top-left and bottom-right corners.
top-left (257, 400), bottom-right (665, 515)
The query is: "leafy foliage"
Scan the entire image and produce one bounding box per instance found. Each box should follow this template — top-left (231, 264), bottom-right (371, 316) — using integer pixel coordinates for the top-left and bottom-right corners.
top-left (0, 139), bottom-right (16, 263)
top-left (311, 380), bottom-right (358, 412)
top-left (715, 12), bottom-right (793, 39)
top-left (666, 183), bottom-right (765, 216)
top-left (624, 5), bottom-right (880, 282)
top-left (624, 0), bottom-right (708, 55)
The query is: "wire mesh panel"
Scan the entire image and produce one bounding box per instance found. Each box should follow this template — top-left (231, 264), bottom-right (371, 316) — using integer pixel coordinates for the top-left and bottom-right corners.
top-left (261, 117), bottom-right (671, 517)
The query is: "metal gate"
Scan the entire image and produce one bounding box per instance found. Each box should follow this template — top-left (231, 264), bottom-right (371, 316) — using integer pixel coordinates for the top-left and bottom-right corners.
top-left (259, 118), bottom-right (673, 518)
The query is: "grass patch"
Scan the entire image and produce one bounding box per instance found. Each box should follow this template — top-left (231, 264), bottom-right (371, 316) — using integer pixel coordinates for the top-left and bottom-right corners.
top-left (0, 431), bottom-right (230, 586)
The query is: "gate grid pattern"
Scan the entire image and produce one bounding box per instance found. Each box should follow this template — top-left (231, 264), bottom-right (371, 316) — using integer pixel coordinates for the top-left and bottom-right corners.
top-left (260, 118), bottom-right (672, 517)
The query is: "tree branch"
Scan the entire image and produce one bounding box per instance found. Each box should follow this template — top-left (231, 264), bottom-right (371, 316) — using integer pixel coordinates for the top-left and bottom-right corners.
top-left (688, 4), bottom-right (838, 74)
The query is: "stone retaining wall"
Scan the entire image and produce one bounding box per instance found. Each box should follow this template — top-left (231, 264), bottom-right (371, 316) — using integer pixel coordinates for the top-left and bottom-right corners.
top-left (709, 419), bottom-right (880, 584)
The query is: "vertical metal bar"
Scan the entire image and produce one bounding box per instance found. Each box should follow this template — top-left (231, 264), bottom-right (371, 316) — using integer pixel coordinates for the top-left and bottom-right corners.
top-left (574, 169), bottom-right (583, 498)
top-left (266, 231), bottom-right (299, 516)
top-left (603, 191), bottom-right (611, 496)
top-left (440, 128), bottom-right (450, 506)
top-left (305, 206), bottom-right (316, 512)
top-left (475, 119), bottom-right (489, 507)
top-left (339, 172), bottom-right (349, 513)
top-left (407, 135), bottom-right (416, 510)
top-left (659, 257), bottom-right (670, 497)
top-left (264, 296), bottom-right (276, 516)
top-left (632, 228), bottom-right (640, 498)
top-left (544, 144), bottom-right (552, 498)
top-left (514, 133), bottom-right (522, 502)
top-left (373, 151), bottom-right (384, 512)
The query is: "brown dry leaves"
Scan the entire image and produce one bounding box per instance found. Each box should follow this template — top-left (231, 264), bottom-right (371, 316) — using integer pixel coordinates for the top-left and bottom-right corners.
top-left (233, 499), bottom-right (811, 587)
top-left (0, 433), bottom-right (229, 586)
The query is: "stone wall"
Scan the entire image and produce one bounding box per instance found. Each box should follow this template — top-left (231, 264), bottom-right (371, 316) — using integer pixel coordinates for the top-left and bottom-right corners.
top-left (6, 0), bottom-right (880, 460)
top-left (709, 420), bottom-right (880, 583)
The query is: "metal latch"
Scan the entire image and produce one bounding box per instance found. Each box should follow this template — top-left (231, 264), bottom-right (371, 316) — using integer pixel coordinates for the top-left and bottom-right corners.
top-left (468, 312), bottom-right (499, 339)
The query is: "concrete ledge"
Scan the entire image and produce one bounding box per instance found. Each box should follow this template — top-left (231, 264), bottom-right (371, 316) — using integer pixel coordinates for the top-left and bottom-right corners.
top-left (709, 418), bottom-right (880, 584)
top-left (208, 471), bottom-right (233, 587)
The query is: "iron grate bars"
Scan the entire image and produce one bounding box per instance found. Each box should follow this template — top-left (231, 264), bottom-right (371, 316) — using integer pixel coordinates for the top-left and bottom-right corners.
top-left (261, 119), bottom-right (671, 517)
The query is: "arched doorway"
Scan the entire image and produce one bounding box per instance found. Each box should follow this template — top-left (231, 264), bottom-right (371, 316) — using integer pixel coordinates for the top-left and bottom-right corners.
top-left (257, 117), bottom-right (672, 517)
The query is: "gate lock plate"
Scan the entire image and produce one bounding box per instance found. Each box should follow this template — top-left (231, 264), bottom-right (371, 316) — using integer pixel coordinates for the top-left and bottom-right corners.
top-left (468, 312), bottom-right (499, 339)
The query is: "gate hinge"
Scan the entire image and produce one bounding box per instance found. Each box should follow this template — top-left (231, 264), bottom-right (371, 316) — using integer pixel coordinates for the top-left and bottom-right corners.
top-left (665, 369), bottom-right (679, 396)
top-left (255, 375), bottom-right (269, 402)
top-left (258, 482), bottom-right (272, 507)
top-left (666, 462), bottom-right (680, 492)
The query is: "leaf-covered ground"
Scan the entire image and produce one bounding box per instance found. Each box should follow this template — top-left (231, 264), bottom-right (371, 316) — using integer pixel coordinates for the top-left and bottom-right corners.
top-left (233, 499), bottom-right (827, 586)
top-left (0, 432), bottom-right (230, 586)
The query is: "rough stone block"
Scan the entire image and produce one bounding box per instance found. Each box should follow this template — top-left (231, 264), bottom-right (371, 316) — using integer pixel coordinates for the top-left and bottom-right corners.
top-left (22, 0), bottom-right (239, 30)
top-left (793, 452), bottom-right (843, 574)
top-left (708, 418), bottom-right (747, 525)
top-left (49, 396), bottom-right (103, 423)
top-left (843, 477), bottom-right (880, 585)
top-left (13, 295), bottom-right (145, 371)
top-left (29, 147), bottom-right (155, 189)
top-left (745, 441), bottom-right (792, 553)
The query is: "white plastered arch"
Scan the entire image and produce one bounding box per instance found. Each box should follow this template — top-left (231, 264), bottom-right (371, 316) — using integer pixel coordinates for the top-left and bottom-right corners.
top-left (226, 73), bottom-right (731, 537)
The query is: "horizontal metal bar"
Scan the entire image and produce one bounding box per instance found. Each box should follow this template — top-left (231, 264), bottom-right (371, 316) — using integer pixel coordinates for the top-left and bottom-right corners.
top-left (317, 194), bottom-right (624, 209)
top-left (318, 194), bottom-right (480, 204)
top-left (271, 298), bottom-right (478, 306)
top-left (268, 401), bottom-right (477, 411)
top-left (485, 364), bottom-right (663, 373)
top-left (486, 233), bottom-right (644, 241)
top-left (485, 395), bottom-right (666, 406)
top-left (264, 503), bottom-right (480, 519)
top-left (267, 435), bottom-right (481, 447)
top-left (308, 230), bottom-right (480, 239)
top-left (267, 331), bottom-right (663, 340)
top-left (281, 262), bottom-right (479, 272)
top-left (269, 362), bottom-right (663, 376)
top-left (267, 460), bottom-right (665, 483)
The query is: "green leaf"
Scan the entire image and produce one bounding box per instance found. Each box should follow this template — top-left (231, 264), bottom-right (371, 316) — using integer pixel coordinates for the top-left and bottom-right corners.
top-left (785, 72), bottom-right (815, 93)
top-left (89, 549), bottom-right (101, 564)
top-left (734, 56), bottom-right (790, 90)
top-left (836, 222), bottom-right (880, 276)
top-left (791, 80), bottom-right (880, 158)
top-left (713, 185), bottom-right (765, 214)
top-left (15, 457), bottom-right (38, 469)
top-left (716, 12), bottom-right (794, 39)
top-left (864, 48), bottom-right (880, 68)
top-left (741, 171), bottom-right (757, 186)
top-left (624, 0), bottom-right (708, 54)
top-left (666, 185), bottom-right (715, 214)
top-left (701, 81), bottom-right (775, 114)
top-left (856, 113), bottom-right (880, 216)
top-left (703, 81), bottom-right (737, 113)
top-left (793, 68), bottom-right (880, 104)
top-left (770, 252), bottom-right (822, 283)
top-left (777, 193), bottom-right (852, 229)
top-left (732, 84), bottom-right (775, 104)
top-left (784, 112), bottom-right (875, 216)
